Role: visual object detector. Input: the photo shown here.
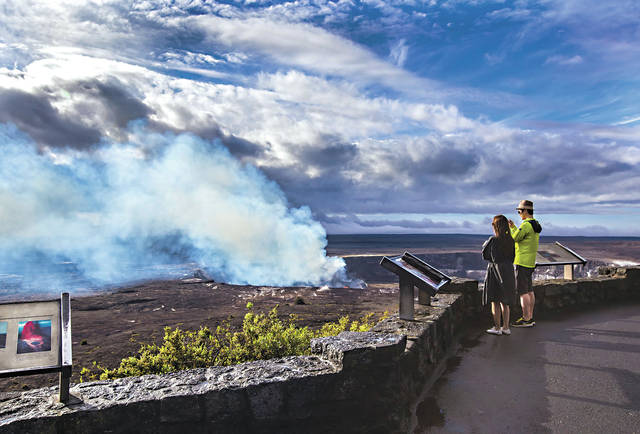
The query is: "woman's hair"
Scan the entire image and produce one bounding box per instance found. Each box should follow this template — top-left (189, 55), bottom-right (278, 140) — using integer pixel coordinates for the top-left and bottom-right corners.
top-left (492, 215), bottom-right (509, 237)
top-left (492, 215), bottom-right (514, 251)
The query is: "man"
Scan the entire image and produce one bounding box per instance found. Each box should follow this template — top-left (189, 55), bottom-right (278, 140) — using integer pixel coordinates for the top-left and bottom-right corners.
top-left (508, 200), bottom-right (542, 327)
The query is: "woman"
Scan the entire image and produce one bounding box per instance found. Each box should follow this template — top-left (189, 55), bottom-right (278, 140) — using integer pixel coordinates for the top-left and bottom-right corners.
top-left (482, 215), bottom-right (516, 335)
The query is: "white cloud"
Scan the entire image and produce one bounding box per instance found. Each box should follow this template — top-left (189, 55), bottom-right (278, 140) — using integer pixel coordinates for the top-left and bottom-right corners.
top-left (486, 7), bottom-right (531, 20)
top-left (184, 15), bottom-right (441, 96)
top-left (389, 39), bottom-right (409, 67)
top-left (614, 116), bottom-right (640, 126)
top-left (544, 54), bottom-right (584, 66)
top-left (484, 52), bottom-right (504, 65)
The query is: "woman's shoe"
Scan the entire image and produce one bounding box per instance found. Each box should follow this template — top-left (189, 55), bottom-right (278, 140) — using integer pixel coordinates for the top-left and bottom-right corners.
top-left (486, 327), bottom-right (502, 335)
top-left (501, 328), bottom-right (511, 335)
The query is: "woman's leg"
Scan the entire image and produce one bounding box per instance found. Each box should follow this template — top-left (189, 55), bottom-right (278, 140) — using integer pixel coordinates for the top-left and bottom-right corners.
top-left (486, 302), bottom-right (502, 334)
top-left (491, 302), bottom-right (501, 328)
top-left (501, 303), bottom-right (510, 330)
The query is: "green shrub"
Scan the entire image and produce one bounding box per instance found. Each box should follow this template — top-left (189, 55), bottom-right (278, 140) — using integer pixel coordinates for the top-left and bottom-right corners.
top-left (80, 303), bottom-right (388, 381)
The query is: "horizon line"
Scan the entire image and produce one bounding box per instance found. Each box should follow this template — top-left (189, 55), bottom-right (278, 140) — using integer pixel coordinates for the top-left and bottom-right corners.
top-left (325, 233), bottom-right (640, 239)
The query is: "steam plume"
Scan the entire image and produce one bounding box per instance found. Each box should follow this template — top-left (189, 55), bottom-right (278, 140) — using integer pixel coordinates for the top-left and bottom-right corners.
top-left (0, 124), bottom-right (358, 293)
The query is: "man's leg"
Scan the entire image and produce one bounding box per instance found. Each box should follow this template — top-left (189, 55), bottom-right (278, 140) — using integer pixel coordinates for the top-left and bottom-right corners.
top-left (517, 265), bottom-right (535, 321)
top-left (520, 291), bottom-right (534, 321)
top-left (513, 292), bottom-right (527, 327)
top-left (521, 292), bottom-right (535, 322)
top-left (515, 292), bottom-right (534, 327)
top-left (520, 293), bottom-right (528, 320)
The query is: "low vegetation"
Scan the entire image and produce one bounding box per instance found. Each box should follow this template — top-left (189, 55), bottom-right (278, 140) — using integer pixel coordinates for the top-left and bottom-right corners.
top-left (80, 303), bottom-right (387, 381)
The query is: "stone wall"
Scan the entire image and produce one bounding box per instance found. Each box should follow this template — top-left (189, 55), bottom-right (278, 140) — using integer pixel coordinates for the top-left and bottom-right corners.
top-left (1, 269), bottom-right (639, 433)
top-left (529, 266), bottom-right (640, 312)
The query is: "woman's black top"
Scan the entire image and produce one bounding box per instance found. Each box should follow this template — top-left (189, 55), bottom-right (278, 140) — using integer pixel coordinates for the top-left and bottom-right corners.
top-left (482, 236), bottom-right (516, 305)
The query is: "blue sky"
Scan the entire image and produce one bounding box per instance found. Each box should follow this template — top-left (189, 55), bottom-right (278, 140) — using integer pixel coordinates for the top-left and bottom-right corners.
top-left (1, 0), bottom-right (639, 237)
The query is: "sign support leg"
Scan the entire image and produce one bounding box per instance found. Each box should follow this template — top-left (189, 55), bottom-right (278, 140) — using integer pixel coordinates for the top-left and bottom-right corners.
top-left (59, 367), bottom-right (71, 403)
top-left (418, 287), bottom-right (431, 306)
top-left (399, 276), bottom-right (414, 320)
top-left (59, 292), bottom-right (72, 403)
top-left (564, 264), bottom-right (574, 280)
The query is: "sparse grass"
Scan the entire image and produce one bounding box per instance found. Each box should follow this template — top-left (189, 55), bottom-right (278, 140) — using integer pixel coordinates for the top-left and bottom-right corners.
top-left (80, 303), bottom-right (388, 382)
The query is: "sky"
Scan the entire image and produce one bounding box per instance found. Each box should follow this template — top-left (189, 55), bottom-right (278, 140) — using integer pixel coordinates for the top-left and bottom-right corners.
top-left (1, 0), bottom-right (639, 237)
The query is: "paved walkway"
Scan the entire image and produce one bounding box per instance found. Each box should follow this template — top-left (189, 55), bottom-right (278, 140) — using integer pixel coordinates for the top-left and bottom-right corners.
top-left (411, 303), bottom-right (640, 433)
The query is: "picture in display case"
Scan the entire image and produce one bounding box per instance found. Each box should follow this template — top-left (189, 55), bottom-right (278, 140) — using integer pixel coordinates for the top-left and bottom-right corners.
top-left (0, 321), bottom-right (6, 349)
top-left (17, 319), bottom-right (52, 354)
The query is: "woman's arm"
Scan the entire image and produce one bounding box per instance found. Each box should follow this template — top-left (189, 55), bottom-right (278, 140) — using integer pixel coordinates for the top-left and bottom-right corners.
top-left (482, 237), bottom-right (494, 261)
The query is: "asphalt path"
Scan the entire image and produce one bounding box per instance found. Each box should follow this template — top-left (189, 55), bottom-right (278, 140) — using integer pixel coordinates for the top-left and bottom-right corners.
top-left (410, 303), bottom-right (640, 433)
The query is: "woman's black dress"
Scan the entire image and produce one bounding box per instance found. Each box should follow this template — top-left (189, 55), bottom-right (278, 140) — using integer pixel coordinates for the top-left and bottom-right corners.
top-left (482, 236), bottom-right (516, 305)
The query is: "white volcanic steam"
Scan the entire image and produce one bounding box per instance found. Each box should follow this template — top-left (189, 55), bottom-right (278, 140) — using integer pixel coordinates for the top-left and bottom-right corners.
top-left (0, 124), bottom-right (359, 292)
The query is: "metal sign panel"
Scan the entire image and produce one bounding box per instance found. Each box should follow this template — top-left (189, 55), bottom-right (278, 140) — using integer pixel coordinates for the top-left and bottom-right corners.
top-left (381, 252), bottom-right (451, 295)
top-left (0, 293), bottom-right (71, 402)
top-left (380, 252), bottom-right (452, 320)
top-left (0, 299), bottom-right (60, 372)
top-left (536, 242), bottom-right (587, 267)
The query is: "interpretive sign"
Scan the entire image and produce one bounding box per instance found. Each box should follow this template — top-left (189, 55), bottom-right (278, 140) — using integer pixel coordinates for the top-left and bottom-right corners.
top-left (0, 293), bottom-right (72, 402)
top-left (380, 252), bottom-right (451, 320)
top-left (536, 242), bottom-right (587, 280)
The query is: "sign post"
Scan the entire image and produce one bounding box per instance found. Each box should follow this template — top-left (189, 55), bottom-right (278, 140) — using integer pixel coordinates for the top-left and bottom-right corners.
top-left (536, 242), bottom-right (587, 280)
top-left (380, 252), bottom-right (451, 320)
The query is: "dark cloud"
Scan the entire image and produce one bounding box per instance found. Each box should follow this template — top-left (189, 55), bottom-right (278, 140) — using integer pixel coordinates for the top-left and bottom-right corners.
top-left (260, 139), bottom-right (360, 207)
top-left (263, 128), bottom-right (639, 225)
top-left (261, 139), bottom-right (480, 216)
top-left (318, 212), bottom-right (476, 230)
top-left (0, 88), bottom-right (101, 148)
top-left (70, 78), bottom-right (153, 128)
top-left (267, 163), bottom-right (463, 215)
top-left (147, 120), bottom-right (266, 159)
top-left (194, 126), bottom-right (266, 159)
top-left (295, 139), bottom-right (359, 171)
top-left (419, 148), bottom-right (479, 177)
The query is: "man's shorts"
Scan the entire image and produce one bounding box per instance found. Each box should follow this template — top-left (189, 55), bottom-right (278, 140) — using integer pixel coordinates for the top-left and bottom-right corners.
top-left (515, 265), bottom-right (535, 295)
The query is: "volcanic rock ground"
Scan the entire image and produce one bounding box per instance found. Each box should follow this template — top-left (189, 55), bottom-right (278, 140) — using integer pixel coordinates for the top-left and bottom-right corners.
top-left (0, 280), bottom-right (398, 392)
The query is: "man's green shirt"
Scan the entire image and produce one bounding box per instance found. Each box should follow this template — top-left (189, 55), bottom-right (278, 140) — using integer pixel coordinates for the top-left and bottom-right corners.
top-left (510, 218), bottom-right (541, 268)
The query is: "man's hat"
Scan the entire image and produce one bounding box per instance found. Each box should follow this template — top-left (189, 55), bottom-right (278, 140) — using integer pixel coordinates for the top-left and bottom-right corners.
top-left (517, 200), bottom-right (534, 211)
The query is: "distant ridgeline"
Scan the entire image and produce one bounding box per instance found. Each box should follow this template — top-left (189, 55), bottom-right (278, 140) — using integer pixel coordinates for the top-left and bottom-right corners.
top-left (343, 253), bottom-right (614, 283)
top-left (330, 234), bottom-right (640, 283)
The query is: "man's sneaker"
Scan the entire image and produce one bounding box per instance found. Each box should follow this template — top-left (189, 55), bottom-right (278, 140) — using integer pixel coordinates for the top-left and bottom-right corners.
top-left (501, 328), bottom-right (511, 335)
top-left (513, 318), bottom-right (535, 328)
top-left (512, 317), bottom-right (527, 327)
top-left (486, 327), bottom-right (502, 335)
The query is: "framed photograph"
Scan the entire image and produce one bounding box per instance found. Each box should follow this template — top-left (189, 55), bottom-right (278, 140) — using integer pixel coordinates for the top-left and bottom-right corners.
top-left (0, 294), bottom-right (72, 402)
top-left (17, 319), bottom-right (52, 354)
top-left (0, 300), bottom-right (61, 371)
top-left (0, 321), bottom-right (6, 349)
